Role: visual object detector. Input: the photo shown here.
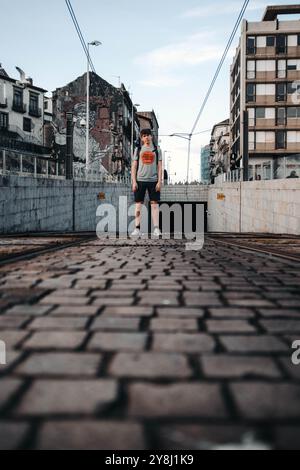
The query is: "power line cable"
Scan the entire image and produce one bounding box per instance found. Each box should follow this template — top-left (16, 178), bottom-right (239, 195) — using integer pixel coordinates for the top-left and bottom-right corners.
top-left (65, 0), bottom-right (96, 74)
top-left (190, 0), bottom-right (250, 136)
top-left (65, 0), bottom-right (108, 97)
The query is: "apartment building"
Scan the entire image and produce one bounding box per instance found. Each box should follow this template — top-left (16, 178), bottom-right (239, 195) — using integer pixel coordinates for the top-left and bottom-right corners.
top-left (0, 64), bottom-right (47, 148)
top-left (210, 119), bottom-right (230, 182)
top-left (201, 144), bottom-right (210, 183)
top-left (230, 4), bottom-right (300, 180)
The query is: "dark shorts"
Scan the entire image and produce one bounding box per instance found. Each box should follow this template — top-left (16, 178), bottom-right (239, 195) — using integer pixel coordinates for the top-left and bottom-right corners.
top-left (134, 181), bottom-right (160, 203)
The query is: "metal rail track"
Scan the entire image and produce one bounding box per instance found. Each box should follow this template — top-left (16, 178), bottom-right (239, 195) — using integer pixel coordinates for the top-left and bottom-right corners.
top-left (0, 233), bottom-right (96, 266)
top-left (208, 234), bottom-right (300, 263)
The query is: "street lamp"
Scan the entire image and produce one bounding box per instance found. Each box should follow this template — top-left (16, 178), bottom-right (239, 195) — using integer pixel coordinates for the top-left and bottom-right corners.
top-left (159, 130), bottom-right (211, 184)
top-left (86, 40), bottom-right (102, 170)
top-left (131, 102), bottom-right (140, 160)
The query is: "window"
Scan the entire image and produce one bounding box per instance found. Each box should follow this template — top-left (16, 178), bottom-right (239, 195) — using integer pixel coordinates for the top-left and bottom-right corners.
top-left (13, 87), bottom-right (23, 107)
top-left (288, 35), bottom-right (298, 47)
top-left (277, 107), bottom-right (286, 125)
top-left (247, 36), bottom-right (256, 54)
top-left (276, 130), bottom-right (286, 149)
top-left (276, 83), bottom-right (287, 101)
top-left (256, 84), bottom-right (275, 96)
top-left (276, 35), bottom-right (287, 54)
top-left (287, 107), bottom-right (300, 118)
top-left (287, 82), bottom-right (300, 95)
top-left (277, 60), bottom-right (286, 78)
top-left (0, 112), bottom-right (8, 129)
top-left (266, 36), bottom-right (275, 47)
top-left (287, 60), bottom-right (297, 71)
top-left (298, 35), bottom-right (300, 46)
top-left (265, 108), bottom-right (275, 119)
top-left (287, 107), bottom-right (297, 118)
top-left (256, 60), bottom-right (275, 72)
top-left (256, 108), bottom-right (266, 119)
top-left (248, 108), bottom-right (255, 126)
top-left (257, 36), bottom-right (266, 48)
top-left (248, 131), bottom-right (255, 150)
top-left (44, 101), bottom-right (48, 110)
top-left (246, 83), bottom-right (255, 102)
top-left (29, 93), bottom-right (38, 112)
top-left (247, 60), bottom-right (255, 79)
top-left (256, 131), bottom-right (275, 144)
top-left (23, 117), bottom-right (31, 132)
top-left (287, 131), bottom-right (300, 142)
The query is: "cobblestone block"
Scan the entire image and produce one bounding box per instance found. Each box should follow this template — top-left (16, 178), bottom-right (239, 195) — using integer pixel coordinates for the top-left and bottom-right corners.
top-left (22, 332), bottom-right (86, 350)
top-left (15, 380), bottom-right (118, 415)
top-left (15, 353), bottom-right (102, 377)
top-left (200, 355), bottom-right (281, 379)
top-left (88, 333), bottom-right (147, 352)
top-left (128, 383), bottom-right (227, 418)
top-left (109, 353), bottom-right (192, 379)
top-left (152, 333), bottom-right (215, 353)
top-left (37, 421), bottom-right (145, 450)
top-left (220, 336), bottom-right (288, 353)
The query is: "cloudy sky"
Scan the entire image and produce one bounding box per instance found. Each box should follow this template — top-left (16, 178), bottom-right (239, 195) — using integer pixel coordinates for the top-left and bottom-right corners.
top-left (1, 0), bottom-right (299, 181)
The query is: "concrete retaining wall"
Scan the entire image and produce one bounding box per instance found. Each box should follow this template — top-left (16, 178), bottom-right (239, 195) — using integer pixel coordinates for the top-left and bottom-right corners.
top-left (0, 175), bottom-right (133, 234)
top-left (161, 185), bottom-right (209, 202)
top-left (208, 179), bottom-right (300, 235)
top-left (1, 176), bottom-right (299, 235)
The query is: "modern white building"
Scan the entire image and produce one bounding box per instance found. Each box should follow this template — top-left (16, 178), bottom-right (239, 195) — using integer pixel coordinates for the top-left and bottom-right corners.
top-left (230, 4), bottom-right (300, 180)
top-left (0, 64), bottom-right (47, 146)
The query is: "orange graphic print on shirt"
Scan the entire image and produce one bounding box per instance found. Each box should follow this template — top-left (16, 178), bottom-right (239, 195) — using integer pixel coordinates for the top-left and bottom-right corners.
top-left (141, 151), bottom-right (155, 165)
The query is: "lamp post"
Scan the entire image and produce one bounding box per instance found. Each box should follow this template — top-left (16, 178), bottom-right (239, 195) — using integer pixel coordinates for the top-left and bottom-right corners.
top-left (159, 130), bottom-right (211, 184)
top-left (86, 40), bottom-right (101, 171)
top-left (131, 101), bottom-right (140, 160)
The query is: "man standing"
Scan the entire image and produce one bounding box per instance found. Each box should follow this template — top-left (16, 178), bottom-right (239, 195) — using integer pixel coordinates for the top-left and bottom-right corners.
top-left (131, 129), bottom-right (162, 238)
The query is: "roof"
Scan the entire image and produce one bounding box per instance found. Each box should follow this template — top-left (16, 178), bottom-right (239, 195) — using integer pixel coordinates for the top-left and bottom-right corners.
top-left (211, 118), bottom-right (229, 135)
top-left (0, 64), bottom-right (9, 78)
top-left (262, 4), bottom-right (300, 21)
top-left (0, 73), bottom-right (47, 93)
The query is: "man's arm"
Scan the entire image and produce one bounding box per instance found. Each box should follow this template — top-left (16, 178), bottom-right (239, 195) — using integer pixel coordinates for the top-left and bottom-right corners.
top-left (132, 160), bottom-right (138, 184)
top-left (157, 161), bottom-right (162, 184)
top-left (156, 148), bottom-right (163, 191)
top-left (132, 148), bottom-right (138, 191)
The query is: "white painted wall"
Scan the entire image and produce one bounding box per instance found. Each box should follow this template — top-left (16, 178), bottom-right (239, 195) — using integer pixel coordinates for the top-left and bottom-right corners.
top-left (0, 78), bottom-right (45, 145)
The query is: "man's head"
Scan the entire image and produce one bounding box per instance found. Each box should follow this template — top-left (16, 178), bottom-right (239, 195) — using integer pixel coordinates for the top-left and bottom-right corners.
top-left (140, 129), bottom-right (153, 146)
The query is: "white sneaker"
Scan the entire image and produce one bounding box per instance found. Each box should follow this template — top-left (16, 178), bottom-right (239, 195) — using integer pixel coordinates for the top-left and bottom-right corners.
top-left (153, 227), bottom-right (161, 238)
top-left (130, 228), bottom-right (142, 238)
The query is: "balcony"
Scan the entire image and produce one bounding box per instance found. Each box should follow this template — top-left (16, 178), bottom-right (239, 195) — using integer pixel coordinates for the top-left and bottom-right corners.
top-left (29, 107), bottom-right (42, 118)
top-left (12, 102), bottom-right (27, 114)
top-left (0, 98), bottom-right (7, 109)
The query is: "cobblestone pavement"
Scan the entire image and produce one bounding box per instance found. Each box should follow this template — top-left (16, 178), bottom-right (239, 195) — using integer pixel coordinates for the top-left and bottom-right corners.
top-left (0, 237), bottom-right (300, 450)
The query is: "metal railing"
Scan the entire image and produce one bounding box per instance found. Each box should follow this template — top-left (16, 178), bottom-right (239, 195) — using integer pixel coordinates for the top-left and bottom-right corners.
top-left (214, 168), bottom-right (244, 185)
top-left (0, 149), bottom-right (132, 184)
top-left (213, 156), bottom-right (300, 184)
top-left (0, 149), bottom-right (65, 179)
top-left (74, 163), bottom-right (131, 184)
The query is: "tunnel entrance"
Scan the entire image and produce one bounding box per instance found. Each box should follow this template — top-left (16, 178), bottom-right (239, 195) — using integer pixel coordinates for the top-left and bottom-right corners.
top-left (148, 201), bottom-right (208, 236)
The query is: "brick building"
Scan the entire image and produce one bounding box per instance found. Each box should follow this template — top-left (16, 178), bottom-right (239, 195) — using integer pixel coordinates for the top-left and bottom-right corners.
top-left (136, 110), bottom-right (159, 145)
top-left (51, 72), bottom-right (140, 177)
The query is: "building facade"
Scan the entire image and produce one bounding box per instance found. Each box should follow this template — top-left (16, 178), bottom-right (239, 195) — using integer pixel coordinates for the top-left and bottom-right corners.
top-left (0, 64), bottom-right (47, 149)
top-left (52, 72), bottom-right (140, 177)
top-left (200, 145), bottom-right (210, 183)
top-left (136, 111), bottom-right (159, 145)
top-left (210, 119), bottom-right (230, 183)
top-left (230, 4), bottom-right (300, 180)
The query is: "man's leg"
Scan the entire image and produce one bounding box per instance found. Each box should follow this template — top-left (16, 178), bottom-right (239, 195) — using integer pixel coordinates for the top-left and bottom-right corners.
top-left (135, 202), bottom-right (143, 229)
top-left (151, 201), bottom-right (159, 229)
